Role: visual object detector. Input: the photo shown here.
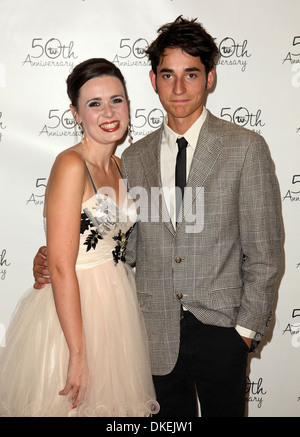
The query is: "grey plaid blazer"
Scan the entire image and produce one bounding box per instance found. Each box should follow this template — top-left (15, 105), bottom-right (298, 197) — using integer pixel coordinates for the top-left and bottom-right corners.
top-left (121, 110), bottom-right (282, 376)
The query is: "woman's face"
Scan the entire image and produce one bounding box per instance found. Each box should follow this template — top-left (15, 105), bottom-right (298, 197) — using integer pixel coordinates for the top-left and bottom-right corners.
top-left (73, 75), bottom-right (129, 147)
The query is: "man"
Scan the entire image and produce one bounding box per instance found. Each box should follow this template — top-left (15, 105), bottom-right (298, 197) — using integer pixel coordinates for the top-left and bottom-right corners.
top-left (34, 17), bottom-right (282, 416)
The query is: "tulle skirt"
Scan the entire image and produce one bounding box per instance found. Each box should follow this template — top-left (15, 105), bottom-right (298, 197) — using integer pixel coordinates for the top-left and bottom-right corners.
top-left (0, 260), bottom-right (159, 417)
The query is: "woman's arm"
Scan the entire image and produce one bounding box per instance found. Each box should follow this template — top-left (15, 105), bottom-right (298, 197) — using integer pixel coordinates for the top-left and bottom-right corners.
top-left (45, 151), bottom-right (86, 408)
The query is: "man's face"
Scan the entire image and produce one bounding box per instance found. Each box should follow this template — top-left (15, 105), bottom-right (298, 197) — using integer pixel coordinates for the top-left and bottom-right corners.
top-left (150, 47), bottom-right (215, 134)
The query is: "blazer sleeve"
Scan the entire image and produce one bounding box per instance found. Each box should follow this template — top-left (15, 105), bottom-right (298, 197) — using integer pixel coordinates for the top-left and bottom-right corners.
top-left (121, 152), bottom-right (137, 267)
top-left (237, 134), bottom-right (282, 339)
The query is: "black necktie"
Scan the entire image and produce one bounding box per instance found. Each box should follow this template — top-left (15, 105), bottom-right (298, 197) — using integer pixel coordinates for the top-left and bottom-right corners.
top-left (175, 137), bottom-right (188, 223)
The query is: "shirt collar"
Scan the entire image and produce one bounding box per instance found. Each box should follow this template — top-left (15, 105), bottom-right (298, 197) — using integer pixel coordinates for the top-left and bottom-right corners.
top-left (163, 107), bottom-right (207, 152)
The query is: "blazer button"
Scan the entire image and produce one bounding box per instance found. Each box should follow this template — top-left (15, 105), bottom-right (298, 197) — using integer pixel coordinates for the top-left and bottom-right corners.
top-left (176, 293), bottom-right (183, 300)
top-left (175, 256), bottom-right (182, 263)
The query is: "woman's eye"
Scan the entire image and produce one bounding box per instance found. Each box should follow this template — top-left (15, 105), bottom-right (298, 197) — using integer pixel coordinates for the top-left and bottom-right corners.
top-left (88, 101), bottom-right (100, 107)
top-left (112, 97), bottom-right (124, 104)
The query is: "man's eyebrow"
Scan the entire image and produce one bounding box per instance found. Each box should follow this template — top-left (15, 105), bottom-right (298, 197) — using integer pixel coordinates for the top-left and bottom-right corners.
top-left (185, 67), bottom-right (201, 72)
top-left (158, 67), bottom-right (201, 73)
top-left (159, 68), bottom-right (174, 73)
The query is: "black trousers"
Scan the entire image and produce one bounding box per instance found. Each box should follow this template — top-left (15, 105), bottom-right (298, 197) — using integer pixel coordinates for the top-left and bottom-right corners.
top-left (153, 311), bottom-right (249, 417)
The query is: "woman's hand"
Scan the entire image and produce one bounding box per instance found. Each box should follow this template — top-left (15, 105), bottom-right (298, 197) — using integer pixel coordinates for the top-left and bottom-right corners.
top-left (59, 351), bottom-right (87, 409)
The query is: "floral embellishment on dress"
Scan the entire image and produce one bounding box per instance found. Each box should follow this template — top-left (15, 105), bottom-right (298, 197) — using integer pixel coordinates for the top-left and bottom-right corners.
top-left (80, 194), bottom-right (126, 253)
top-left (94, 193), bottom-right (119, 235)
top-left (84, 228), bottom-right (103, 251)
top-left (80, 212), bottom-right (93, 234)
top-left (80, 211), bottom-right (103, 252)
top-left (112, 224), bottom-right (135, 264)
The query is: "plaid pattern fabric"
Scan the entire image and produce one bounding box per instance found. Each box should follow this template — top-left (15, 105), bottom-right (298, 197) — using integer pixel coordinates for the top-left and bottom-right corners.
top-left (122, 110), bottom-right (282, 375)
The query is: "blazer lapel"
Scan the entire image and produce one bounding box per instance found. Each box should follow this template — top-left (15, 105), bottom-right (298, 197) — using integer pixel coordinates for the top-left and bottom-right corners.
top-left (138, 112), bottom-right (224, 234)
top-left (180, 111), bottom-right (224, 226)
top-left (140, 127), bottom-right (162, 191)
top-left (139, 126), bottom-right (175, 235)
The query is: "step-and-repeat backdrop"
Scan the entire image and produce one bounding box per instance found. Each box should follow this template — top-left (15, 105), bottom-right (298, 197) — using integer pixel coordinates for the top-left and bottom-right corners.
top-left (0, 0), bottom-right (299, 417)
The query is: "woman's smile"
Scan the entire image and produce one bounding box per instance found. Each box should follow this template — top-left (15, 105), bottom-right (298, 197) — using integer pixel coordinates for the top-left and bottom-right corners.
top-left (100, 120), bottom-right (120, 132)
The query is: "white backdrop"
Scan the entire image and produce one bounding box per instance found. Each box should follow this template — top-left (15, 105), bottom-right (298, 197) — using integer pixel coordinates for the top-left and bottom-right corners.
top-left (0, 0), bottom-right (299, 417)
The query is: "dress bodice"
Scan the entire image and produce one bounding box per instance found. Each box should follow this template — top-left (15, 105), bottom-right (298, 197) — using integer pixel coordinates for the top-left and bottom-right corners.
top-left (77, 192), bottom-right (136, 269)
top-left (43, 158), bottom-right (136, 269)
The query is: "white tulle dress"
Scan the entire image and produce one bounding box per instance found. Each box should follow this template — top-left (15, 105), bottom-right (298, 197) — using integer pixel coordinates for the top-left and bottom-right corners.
top-left (0, 175), bottom-right (159, 417)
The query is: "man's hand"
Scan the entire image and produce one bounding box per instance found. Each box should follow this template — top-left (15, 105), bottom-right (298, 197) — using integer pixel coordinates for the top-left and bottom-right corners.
top-left (33, 246), bottom-right (50, 289)
top-left (242, 336), bottom-right (252, 349)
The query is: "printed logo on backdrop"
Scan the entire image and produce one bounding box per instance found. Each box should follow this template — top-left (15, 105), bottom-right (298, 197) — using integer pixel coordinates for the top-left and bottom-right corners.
top-left (219, 107), bottom-right (265, 134)
top-left (217, 37), bottom-right (251, 72)
top-left (23, 38), bottom-right (78, 70)
top-left (282, 36), bottom-right (300, 87)
top-left (131, 107), bottom-right (164, 138)
top-left (0, 249), bottom-right (11, 281)
top-left (39, 108), bottom-right (77, 138)
top-left (26, 178), bottom-right (47, 206)
top-left (282, 175), bottom-right (300, 202)
top-left (113, 38), bottom-right (150, 67)
top-left (0, 111), bottom-right (6, 142)
top-left (282, 308), bottom-right (300, 348)
top-left (246, 376), bottom-right (267, 409)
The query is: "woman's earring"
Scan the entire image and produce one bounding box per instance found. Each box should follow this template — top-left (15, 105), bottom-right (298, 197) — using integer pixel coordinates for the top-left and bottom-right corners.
top-left (128, 122), bottom-right (133, 146)
top-left (78, 123), bottom-right (86, 150)
top-left (78, 122), bottom-right (84, 138)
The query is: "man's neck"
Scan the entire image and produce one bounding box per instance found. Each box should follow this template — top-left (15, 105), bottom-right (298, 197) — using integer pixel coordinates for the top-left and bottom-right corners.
top-left (166, 108), bottom-right (205, 135)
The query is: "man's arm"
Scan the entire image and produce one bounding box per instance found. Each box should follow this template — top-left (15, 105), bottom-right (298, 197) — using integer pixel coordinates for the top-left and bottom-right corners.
top-left (241, 336), bottom-right (253, 349)
top-left (33, 246), bottom-right (51, 289)
top-left (236, 325), bottom-right (255, 349)
top-left (121, 153), bottom-right (137, 267)
top-left (237, 134), bottom-right (282, 340)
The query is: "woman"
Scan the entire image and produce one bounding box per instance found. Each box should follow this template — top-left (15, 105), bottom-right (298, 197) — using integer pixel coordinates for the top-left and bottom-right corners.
top-left (0, 58), bottom-right (159, 417)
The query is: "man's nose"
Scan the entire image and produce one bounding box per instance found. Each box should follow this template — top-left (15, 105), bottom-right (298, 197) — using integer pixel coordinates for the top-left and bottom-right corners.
top-left (173, 77), bottom-right (186, 94)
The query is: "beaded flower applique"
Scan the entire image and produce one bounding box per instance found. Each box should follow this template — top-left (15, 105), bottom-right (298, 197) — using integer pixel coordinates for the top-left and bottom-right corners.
top-left (80, 194), bottom-right (134, 263)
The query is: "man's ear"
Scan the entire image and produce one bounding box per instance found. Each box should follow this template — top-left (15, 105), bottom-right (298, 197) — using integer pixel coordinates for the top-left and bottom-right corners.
top-left (149, 70), bottom-right (158, 93)
top-left (206, 68), bottom-right (215, 91)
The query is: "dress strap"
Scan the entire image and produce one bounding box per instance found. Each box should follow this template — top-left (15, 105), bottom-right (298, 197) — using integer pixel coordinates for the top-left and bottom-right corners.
top-left (111, 156), bottom-right (123, 177)
top-left (85, 157), bottom-right (121, 194)
top-left (85, 162), bottom-right (97, 194)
